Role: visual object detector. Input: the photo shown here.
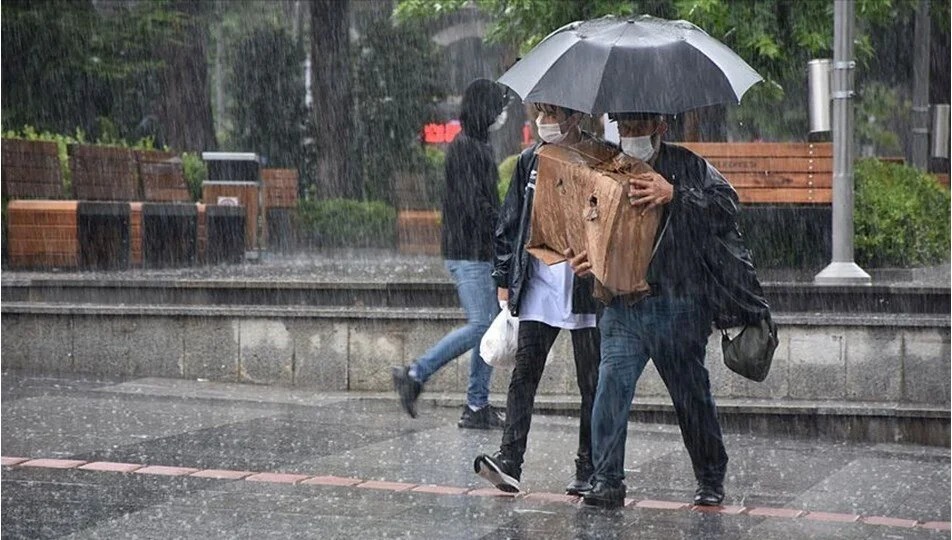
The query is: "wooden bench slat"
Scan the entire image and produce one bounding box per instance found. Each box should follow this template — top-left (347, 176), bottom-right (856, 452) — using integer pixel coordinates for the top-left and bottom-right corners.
top-left (705, 157), bottom-right (833, 174)
top-left (678, 142), bottom-right (833, 158)
top-left (670, 142), bottom-right (836, 204)
top-left (737, 188), bottom-right (832, 204)
top-left (725, 173), bottom-right (832, 189)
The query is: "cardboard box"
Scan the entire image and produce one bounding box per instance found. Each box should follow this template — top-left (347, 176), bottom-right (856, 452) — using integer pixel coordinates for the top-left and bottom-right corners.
top-left (527, 141), bottom-right (661, 298)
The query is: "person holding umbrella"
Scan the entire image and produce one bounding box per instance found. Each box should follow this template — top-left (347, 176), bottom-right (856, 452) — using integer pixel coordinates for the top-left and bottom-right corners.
top-left (391, 79), bottom-right (507, 429)
top-left (473, 102), bottom-right (603, 495)
top-left (567, 111), bottom-right (738, 508)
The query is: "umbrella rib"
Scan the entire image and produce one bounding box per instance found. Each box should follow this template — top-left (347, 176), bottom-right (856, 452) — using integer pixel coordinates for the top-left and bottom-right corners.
top-left (587, 28), bottom-right (629, 113)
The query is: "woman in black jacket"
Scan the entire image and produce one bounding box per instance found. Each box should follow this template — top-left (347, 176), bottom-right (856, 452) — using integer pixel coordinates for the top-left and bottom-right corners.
top-left (392, 79), bottom-right (507, 430)
top-left (474, 103), bottom-right (602, 494)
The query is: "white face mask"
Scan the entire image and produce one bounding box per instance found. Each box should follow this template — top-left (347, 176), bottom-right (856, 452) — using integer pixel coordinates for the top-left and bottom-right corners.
top-left (620, 135), bottom-right (657, 161)
top-left (489, 109), bottom-right (507, 132)
top-left (536, 119), bottom-right (566, 143)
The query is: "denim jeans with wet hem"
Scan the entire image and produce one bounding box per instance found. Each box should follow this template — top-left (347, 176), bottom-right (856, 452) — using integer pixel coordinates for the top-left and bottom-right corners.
top-left (590, 294), bottom-right (727, 488)
top-left (411, 260), bottom-right (498, 409)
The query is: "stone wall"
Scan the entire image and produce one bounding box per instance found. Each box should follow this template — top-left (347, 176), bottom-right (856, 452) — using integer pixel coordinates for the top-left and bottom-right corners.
top-left (2, 307), bottom-right (948, 407)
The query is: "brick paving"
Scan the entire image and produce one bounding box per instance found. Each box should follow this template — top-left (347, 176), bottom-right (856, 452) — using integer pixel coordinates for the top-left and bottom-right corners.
top-left (2, 371), bottom-right (949, 539)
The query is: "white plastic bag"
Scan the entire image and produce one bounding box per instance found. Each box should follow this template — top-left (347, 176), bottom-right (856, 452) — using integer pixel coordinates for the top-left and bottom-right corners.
top-left (480, 306), bottom-right (519, 369)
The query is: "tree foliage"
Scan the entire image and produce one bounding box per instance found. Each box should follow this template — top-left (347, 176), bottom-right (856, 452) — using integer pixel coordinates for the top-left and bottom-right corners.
top-left (353, 19), bottom-right (446, 205)
top-left (230, 27), bottom-right (307, 169)
top-left (1, 0), bottom-right (176, 141)
top-left (2, 0), bottom-right (219, 152)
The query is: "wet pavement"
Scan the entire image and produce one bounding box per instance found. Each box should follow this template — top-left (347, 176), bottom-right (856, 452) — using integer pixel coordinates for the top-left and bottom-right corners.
top-left (3, 249), bottom-right (949, 286)
top-left (1, 371), bottom-right (949, 539)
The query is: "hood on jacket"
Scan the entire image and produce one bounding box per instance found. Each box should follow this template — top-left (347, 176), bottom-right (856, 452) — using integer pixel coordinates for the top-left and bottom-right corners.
top-left (460, 78), bottom-right (506, 142)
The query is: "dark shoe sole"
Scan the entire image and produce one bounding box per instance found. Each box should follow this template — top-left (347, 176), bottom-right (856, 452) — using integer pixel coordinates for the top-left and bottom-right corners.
top-left (474, 455), bottom-right (520, 493)
top-left (457, 406), bottom-right (505, 430)
top-left (693, 496), bottom-right (725, 507)
top-left (566, 484), bottom-right (593, 496)
top-left (694, 484), bottom-right (725, 506)
top-left (582, 495), bottom-right (625, 509)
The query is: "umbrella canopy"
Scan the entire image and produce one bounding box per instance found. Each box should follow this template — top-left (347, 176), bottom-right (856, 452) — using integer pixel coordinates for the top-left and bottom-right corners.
top-left (498, 15), bottom-right (763, 115)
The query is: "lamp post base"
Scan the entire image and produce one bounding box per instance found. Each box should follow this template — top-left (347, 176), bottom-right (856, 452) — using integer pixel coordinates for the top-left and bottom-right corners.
top-left (814, 261), bottom-right (872, 285)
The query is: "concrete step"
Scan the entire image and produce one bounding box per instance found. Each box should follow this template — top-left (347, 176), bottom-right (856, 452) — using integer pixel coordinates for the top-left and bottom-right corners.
top-left (2, 277), bottom-right (949, 313)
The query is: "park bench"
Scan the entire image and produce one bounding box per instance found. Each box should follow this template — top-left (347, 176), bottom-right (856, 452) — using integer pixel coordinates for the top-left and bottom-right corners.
top-left (261, 168), bottom-right (299, 252)
top-left (677, 142), bottom-right (833, 204)
top-left (1, 139), bottom-right (243, 270)
top-left (3, 140), bottom-right (77, 269)
top-left (677, 142), bottom-right (834, 268)
top-left (677, 141), bottom-right (948, 268)
top-left (393, 142), bottom-right (839, 260)
top-left (1, 139), bottom-right (65, 199)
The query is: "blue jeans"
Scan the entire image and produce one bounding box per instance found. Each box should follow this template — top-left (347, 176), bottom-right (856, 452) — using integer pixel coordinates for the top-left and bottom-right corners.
top-left (411, 260), bottom-right (498, 409)
top-left (591, 294), bottom-right (727, 487)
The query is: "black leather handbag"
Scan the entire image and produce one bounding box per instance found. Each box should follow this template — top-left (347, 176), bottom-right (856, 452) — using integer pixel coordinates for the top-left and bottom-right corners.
top-left (702, 226), bottom-right (778, 382)
top-left (721, 316), bottom-right (778, 382)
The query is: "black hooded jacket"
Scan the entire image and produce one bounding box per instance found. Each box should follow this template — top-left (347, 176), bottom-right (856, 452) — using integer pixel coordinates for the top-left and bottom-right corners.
top-left (628, 142), bottom-right (770, 328)
top-left (440, 80), bottom-right (504, 261)
top-left (643, 142), bottom-right (739, 298)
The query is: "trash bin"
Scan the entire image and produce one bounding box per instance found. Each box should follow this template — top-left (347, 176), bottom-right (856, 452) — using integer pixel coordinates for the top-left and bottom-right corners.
top-left (142, 203), bottom-right (197, 268)
top-left (201, 152), bottom-right (262, 251)
top-left (201, 152), bottom-right (260, 182)
top-left (78, 201), bottom-right (130, 270)
top-left (206, 205), bottom-right (246, 265)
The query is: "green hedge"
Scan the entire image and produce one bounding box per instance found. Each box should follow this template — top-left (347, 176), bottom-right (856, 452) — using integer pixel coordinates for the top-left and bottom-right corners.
top-left (295, 199), bottom-right (396, 248)
top-left (854, 159), bottom-right (950, 267)
top-left (498, 153), bottom-right (520, 202)
top-left (180, 152), bottom-right (206, 202)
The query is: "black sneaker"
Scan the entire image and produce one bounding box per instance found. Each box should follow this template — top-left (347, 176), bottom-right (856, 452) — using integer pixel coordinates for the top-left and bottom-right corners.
top-left (565, 458), bottom-right (594, 495)
top-left (474, 452), bottom-right (521, 493)
top-left (457, 405), bottom-right (505, 430)
top-left (391, 366), bottom-right (422, 418)
top-left (582, 481), bottom-right (626, 509)
top-left (693, 484), bottom-right (725, 506)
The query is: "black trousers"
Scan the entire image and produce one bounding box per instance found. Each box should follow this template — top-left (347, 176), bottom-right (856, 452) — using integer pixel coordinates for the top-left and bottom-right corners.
top-left (500, 320), bottom-right (600, 469)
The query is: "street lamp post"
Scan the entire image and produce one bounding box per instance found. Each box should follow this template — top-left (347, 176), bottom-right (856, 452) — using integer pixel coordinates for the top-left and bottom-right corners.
top-left (814, 0), bottom-right (871, 286)
top-left (910, 0), bottom-right (931, 170)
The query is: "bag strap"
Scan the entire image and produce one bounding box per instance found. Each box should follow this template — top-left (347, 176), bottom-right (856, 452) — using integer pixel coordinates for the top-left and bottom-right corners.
top-left (649, 210), bottom-right (671, 262)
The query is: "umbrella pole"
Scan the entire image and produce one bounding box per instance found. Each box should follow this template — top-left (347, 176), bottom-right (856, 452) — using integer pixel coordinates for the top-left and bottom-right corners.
top-left (814, 0), bottom-right (871, 286)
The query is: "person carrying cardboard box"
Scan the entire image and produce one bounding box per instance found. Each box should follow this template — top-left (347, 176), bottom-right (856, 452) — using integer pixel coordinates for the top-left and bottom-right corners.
top-left (567, 112), bottom-right (739, 508)
top-left (474, 103), bottom-right (606, 495)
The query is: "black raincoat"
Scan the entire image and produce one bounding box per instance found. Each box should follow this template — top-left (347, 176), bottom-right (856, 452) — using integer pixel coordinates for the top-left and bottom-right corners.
top-left (441, 80), bottom-right (504, 261)
top-left (644, 142), bottom-right (769, 329)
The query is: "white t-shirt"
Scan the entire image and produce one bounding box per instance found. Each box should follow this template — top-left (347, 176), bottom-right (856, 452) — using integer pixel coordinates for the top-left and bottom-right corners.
top-left (519, 257), bottom-right (597, 330)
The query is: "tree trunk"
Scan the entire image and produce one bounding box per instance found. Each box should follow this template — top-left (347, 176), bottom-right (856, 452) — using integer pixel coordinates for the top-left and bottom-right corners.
top-left (154, 1), bottom-right (217, 153)
top-left (310, 0), bottom-right (359, 199)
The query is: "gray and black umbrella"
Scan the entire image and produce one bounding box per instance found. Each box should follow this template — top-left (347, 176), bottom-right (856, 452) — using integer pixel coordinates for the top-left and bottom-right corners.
top-left (498, 15), bottom-right (763, 115)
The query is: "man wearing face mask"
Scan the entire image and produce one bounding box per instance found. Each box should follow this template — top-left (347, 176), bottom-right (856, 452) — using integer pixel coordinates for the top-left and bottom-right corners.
top-left (391, 79), bottom-right (507, 429)
top-left (567, 112), bottom-right (738, 509)
top-left (474, 103), bottom-right (603, 495)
